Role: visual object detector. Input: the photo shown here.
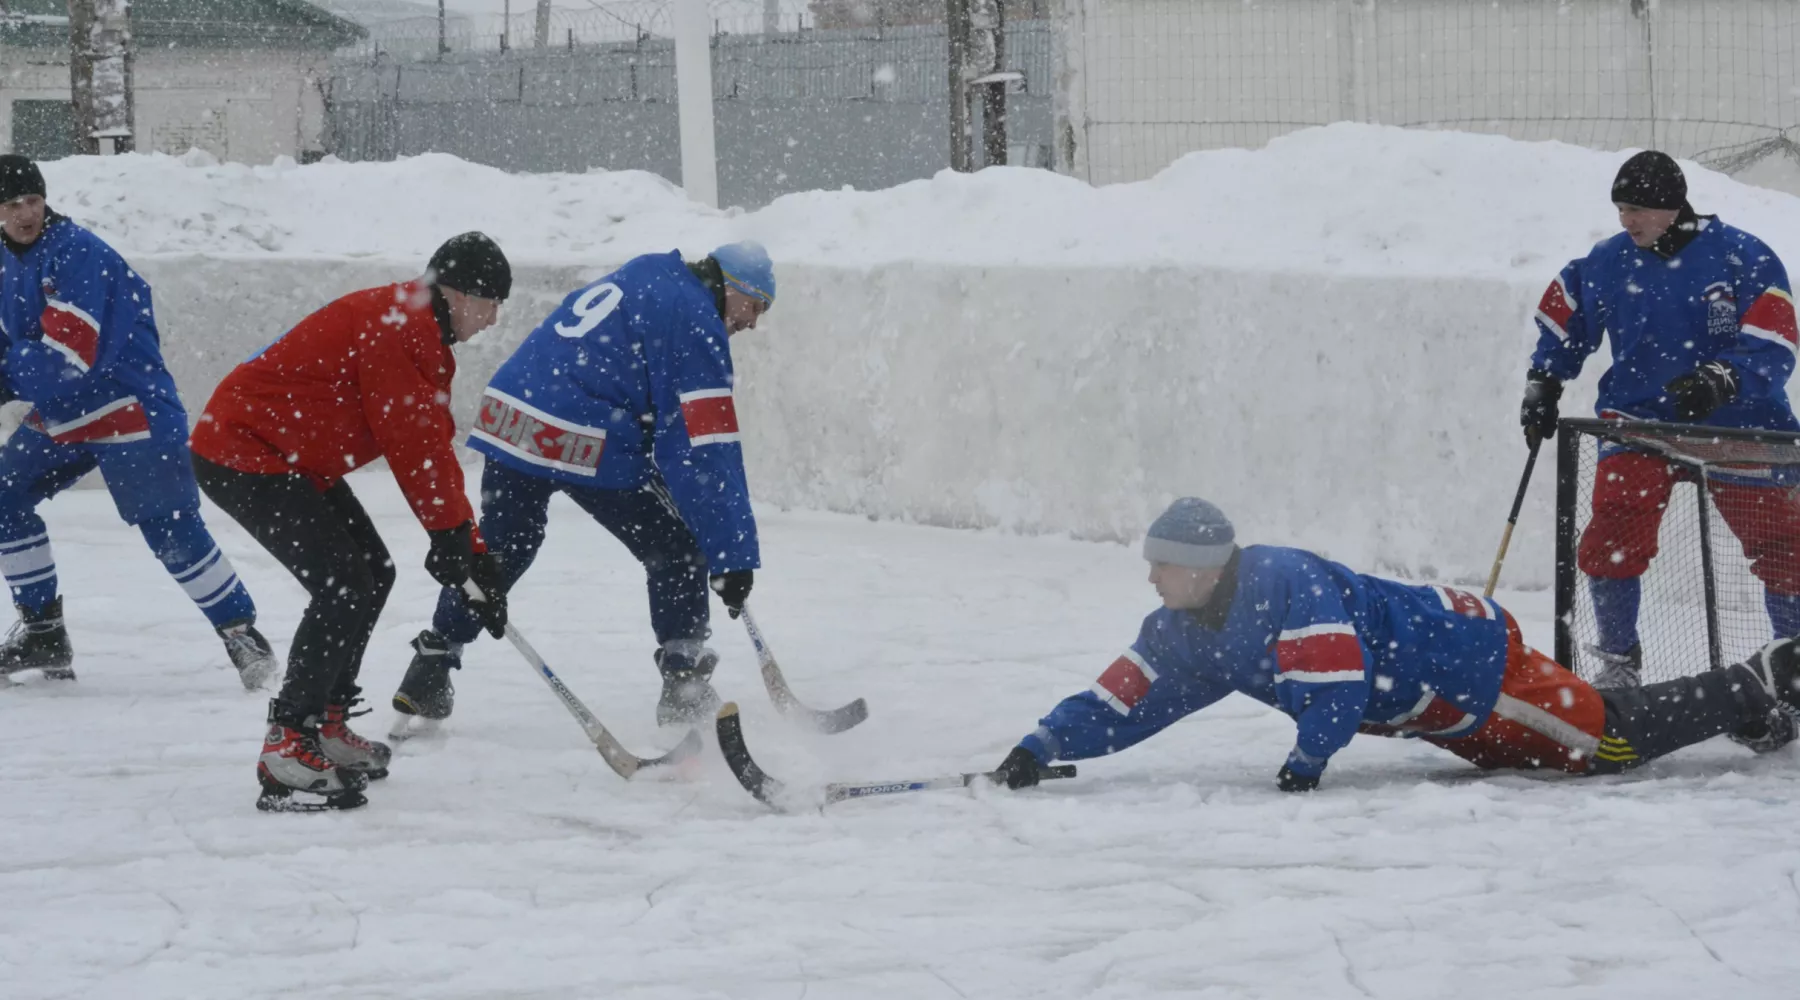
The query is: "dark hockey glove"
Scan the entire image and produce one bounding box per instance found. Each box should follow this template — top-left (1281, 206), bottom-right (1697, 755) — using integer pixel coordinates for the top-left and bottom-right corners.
top-left (709, 570), bottom-right (753, 619)
top-left (992, 746), bottom-right (1044, 790)
top-left (1520, 369), bottom-right (1563, 442)
top-left (466, 552), bottom-right (509, 640)
top-left (424, 522), bottom-right (477, 589)
top-left (1664, 360), bottom-right (1739, 422)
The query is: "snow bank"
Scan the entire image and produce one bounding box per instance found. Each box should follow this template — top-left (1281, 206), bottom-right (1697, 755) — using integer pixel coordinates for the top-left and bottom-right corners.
top-left (52, 124), bottom-right (1800, 586)
top-left (41, 124), bottom-right (1800, 276)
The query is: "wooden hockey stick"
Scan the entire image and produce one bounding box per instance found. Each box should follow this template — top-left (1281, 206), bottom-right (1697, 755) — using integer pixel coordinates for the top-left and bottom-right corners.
top-left (739, 604), bottom-right (870, 734)
top-left (1484, 430), bottom-right (1544, 599)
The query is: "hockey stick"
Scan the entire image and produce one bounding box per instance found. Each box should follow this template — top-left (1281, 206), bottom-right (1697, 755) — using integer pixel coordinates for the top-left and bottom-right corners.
top-left (738, 604), bottom-right (869, 734)
top-left (469, 581), bottom-right (702, 779)
top-left (715, 702), bottom-right (1075, 810)
top-left (1483, 430), bottom-right (1544, 598)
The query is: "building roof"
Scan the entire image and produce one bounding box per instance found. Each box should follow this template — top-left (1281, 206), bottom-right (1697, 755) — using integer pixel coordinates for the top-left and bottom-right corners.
top-left (1, 0), bottom-right (366, 49)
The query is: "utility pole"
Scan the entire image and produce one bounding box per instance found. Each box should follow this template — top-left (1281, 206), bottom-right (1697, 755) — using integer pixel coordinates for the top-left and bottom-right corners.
top-left (67, 0), bottom-right (134, 154)
top-left (673, 0), bottom-right (718, 206)
top-left (947, 0), bottom-right (1007, 170)
top-left (946, 0), bottom-right (971, 170)
top-left (534, 0), bottom-right (551, 48)
top-left (763, 0), bottom-right (779, 34)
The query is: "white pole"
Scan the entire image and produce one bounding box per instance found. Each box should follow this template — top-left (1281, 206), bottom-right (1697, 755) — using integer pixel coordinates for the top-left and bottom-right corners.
top-left (673, 0), bottom-right (719, 208)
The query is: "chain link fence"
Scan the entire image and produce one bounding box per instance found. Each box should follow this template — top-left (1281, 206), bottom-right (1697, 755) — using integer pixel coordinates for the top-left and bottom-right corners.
top-left (324, 19), bottom-right (1054, 208)
top-left (1057, 0), bottom-right (1800, 186)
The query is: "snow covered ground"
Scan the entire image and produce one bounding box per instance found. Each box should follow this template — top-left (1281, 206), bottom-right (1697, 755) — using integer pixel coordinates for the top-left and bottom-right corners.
top-left (38, 124), bottom-right (1800, 278)
top-left (6, 473), bottom-right (1800, 999)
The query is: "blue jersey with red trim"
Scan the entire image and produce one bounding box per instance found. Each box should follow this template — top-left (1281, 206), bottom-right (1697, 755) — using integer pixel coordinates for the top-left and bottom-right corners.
top-left (469, 251), bottom-right (759, 572)
top-left (1017, 545), bottom-right (1512, 779)
top-left (1531, 218), bottom-right (1800, 432)
top-left (0, 213), bottom-right (186, 444)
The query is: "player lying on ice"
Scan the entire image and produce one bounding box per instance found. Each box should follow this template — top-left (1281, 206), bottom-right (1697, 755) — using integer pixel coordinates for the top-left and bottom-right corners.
top-left (991, 497), bottom-right (1800, 792)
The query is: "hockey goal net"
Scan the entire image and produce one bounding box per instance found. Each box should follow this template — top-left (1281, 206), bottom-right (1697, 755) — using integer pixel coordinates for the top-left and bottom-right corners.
top-left (1555, 418), bottom-right (1800, 685)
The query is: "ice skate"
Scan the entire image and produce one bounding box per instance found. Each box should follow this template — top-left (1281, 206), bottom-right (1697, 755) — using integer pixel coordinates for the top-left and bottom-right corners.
top-left (256, 703), bottom-right (368, 812)
top-left (319, 697), bottom-right (392, 779)
top-left (0, 597), bottom-right (73, 681)
top-left (217, 618), bottom-right (278, 690)
top-left (655, 645), bottom-right (721, 727)
top-left (1587, 643), bottom-right (1642, 691)
top-left (392, 629), bottom-right (459, 721)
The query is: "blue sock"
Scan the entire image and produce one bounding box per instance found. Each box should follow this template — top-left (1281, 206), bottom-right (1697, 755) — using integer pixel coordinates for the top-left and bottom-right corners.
top-left (0, 515), bottom-right (56, 612)
top-left (1588, 575), bottom-right (1642, 654)
top-left (1768, 591), bottom-right (1800, 639)
top-left (139, 511), bottom-right (255, 629)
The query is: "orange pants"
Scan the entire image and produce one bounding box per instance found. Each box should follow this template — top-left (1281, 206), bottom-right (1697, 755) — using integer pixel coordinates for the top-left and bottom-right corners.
top-left (1424, 619), bottom-right (1607, 773)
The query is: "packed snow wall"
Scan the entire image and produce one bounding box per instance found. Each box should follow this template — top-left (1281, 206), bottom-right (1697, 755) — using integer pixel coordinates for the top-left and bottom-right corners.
top-left (138, 256), bottom-right (1577, 589)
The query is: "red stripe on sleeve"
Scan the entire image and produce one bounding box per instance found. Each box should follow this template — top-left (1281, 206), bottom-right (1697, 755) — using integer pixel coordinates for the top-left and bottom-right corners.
top-left (681, 393), bottom-right (740, 443)
top-left (41, 304), bottom-right (99, 370)
top-left (1536, 278), bottom-right (1573, 336)
top-left (1093, 654), bottom-right (1155, 712)
top-left (1274, 632), bottom-right (1365, 676)
top-left (1744, 290), bottom-right (1799, 348)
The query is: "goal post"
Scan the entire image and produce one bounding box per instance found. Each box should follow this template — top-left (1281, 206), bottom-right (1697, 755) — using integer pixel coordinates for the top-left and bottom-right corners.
top-left (1554, 417), bottom-right (1800, 684)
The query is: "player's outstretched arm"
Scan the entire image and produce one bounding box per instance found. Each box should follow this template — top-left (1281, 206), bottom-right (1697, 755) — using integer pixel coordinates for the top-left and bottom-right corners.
top-left (995, 641), bottom-right (1229, 789)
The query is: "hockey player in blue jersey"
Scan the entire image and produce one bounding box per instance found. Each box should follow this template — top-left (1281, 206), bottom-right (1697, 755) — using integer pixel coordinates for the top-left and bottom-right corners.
top-left (0, 155), bottom-right (275, 688)
top-left (992, 498), bottom-right (1800, 792)
top-left (390, 241), bottom-right (772, 728)
top-left (1520, 150), bottom-right (1800, 698)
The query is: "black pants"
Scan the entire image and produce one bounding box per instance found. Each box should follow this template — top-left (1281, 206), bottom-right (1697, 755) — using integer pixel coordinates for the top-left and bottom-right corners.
top-left (193, 456), bottom-right (396, 718)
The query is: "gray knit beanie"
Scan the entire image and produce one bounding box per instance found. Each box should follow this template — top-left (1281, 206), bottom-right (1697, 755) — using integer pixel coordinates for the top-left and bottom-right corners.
top-left (1142, 497), bottom-right (1236, 568)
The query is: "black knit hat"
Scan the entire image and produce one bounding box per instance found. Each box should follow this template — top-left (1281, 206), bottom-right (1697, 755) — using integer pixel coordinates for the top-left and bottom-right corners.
top-left (1611, 150), bottom-right (1687, 210)
top-left (427, 231), bottom-right (511, 301)
top-left (0, 155), bottom-right (46, 204)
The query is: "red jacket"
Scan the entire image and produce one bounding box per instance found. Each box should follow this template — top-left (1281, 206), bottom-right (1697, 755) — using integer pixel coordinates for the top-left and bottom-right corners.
top-left (191, 280), bottom-right (474, 532)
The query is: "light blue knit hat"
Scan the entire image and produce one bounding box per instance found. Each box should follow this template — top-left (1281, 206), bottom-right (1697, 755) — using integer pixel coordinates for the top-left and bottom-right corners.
top-left (1143, 498), bottom-right (1236, 568)
top-left (712, 240), bottom-right (775, 306)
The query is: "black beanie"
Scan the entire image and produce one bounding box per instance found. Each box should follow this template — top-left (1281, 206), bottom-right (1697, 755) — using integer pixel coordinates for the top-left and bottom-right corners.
top-left (0, 155), bottom-right (46, 204)
top-left (428, 231), bottom-right (511, 301)
top-left (1611, 150), bottom-right (1686, 210)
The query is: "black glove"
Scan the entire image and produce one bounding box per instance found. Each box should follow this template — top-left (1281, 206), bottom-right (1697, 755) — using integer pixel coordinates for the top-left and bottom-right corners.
top-left (992, 746), bottom-right (1043, 790)
top-left (1664, 360), bottom-right (1739, 422)
top-left (424, 522), bottom-right (477, 589)
top-left (1277, 765), bottom-right (1321, 793)
top-left (1520, 369), bottom-right (1563, 442)
top-left (710, 570), bottom-right (753, 619)
top-left (466, 552), bottom-right (508, 640)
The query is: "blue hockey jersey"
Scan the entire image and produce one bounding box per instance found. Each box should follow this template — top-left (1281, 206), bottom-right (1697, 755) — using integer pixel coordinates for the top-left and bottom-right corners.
top-left (468, 251), bottom-right (759, 572)
top-left (1017, 546), bottom-right (1513, 779)
top-left (0, 212), bottom-right (186, 444)
top-left (1531, 218), bottom-right (1800, 431)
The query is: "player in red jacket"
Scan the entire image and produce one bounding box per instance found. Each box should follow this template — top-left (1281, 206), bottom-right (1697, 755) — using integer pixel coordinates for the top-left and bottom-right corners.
top-left (191, 232), bottom-right (511, 811)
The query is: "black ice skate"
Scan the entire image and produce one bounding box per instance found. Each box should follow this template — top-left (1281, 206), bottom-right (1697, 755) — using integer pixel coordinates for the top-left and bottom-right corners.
top-left (392, 629), bottom-right (459, 721)
top-left (319, 697), bottom-right (392, 780)
top-left (217, 618), bottom-right (279, 691)
top-left (1728, 703), bottom-right (1799, 754)
top-left (655, 645), bottom-right (721, 727)
top-left (256, 702), bottom-right (368, 812)
top-left (1738, 638), bottom-right (1800, 710)
top-left (0, 597), bottom-right (74, 681)
top-left (1587, 643), bottom-right (1643, 691)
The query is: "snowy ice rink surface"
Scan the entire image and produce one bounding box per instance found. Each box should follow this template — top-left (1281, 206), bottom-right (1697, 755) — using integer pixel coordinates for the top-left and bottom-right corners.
top-left (5, 472), bottom-right (1800, 999)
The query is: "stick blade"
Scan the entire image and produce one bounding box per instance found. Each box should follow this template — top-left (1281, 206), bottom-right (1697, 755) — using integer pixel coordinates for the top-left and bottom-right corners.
top-left (715, 702), bottom-right (788, 810)
top-left (792, 696), bottom-right (869, 735)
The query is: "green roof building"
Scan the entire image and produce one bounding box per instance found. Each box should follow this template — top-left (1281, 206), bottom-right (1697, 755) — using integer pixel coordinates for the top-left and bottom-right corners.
top-left (2, 0), bottom-right (365, 160)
